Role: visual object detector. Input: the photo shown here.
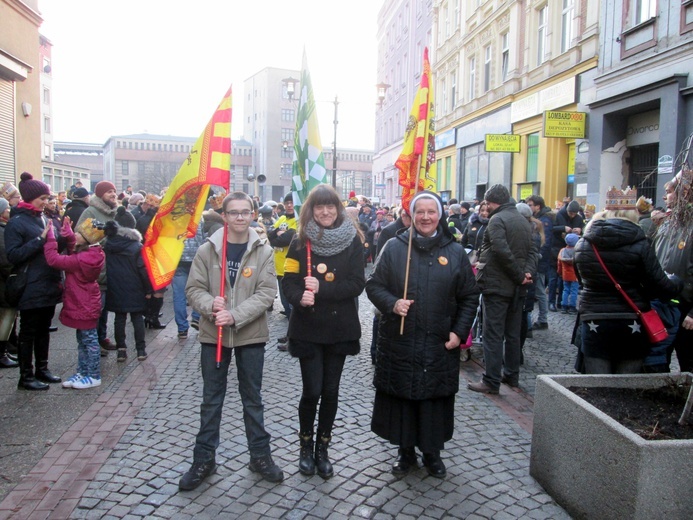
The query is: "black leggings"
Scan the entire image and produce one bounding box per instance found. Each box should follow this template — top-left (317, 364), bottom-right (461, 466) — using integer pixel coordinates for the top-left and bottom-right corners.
top-left (298, 347), bottom-right (347, 436)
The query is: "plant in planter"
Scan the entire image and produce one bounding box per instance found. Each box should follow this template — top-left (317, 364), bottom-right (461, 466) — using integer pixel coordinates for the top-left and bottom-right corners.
top-left (530, 372), bottom-right (693, 520)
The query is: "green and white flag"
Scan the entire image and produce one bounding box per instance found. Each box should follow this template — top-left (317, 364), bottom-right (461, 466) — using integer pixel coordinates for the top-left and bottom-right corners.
top-left (290, 51), bottom-right (326, 209)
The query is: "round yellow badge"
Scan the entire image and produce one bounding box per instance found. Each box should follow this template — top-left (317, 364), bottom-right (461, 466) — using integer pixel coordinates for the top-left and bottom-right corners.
top-left (679, 241), bottom-right (686, 250)
top-left (242, 267), bottom-right (253, 278)
top-left (325, 272), bottom-right (335, 282)
top-left (438, 256), bottom-right (448, 265)
top-left (317, 263), bottom-right (327, 274)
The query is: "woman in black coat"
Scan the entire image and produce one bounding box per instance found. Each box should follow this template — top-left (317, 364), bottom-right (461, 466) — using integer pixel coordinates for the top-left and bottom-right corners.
top-left (366, 191), bottom-right (479, 479)
top-left (574, 202), bottom-right (682, 374)
top-left (282, 184), bottom-right (365, 479)
top-left (5, 173), bottom-right (63, 390)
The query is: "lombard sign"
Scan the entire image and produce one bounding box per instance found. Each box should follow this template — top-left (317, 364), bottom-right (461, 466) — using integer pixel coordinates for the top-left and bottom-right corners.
top-left (543, 111), bottom-right (587, 138)
top-left (626, 110), bottom-right (660, 147)
top-left (485, 134), bottom-right (521, 152)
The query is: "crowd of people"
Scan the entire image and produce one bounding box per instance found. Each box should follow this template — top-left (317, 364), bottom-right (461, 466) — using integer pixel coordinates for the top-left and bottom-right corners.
top-left (0, 175), bottom-right (165, 390)
top-left (1, 171), bottom-right (690, 491)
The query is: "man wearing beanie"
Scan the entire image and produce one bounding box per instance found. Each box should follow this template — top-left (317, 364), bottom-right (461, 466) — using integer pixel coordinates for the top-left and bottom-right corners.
top-left (468, 184), bottom-right (539, 395)
top-left (549, 198), bottom-right (584, 311)
top-left (77, 180), bottom-right (119, 352)
top-left (62, 187), bottom-right (90, 231)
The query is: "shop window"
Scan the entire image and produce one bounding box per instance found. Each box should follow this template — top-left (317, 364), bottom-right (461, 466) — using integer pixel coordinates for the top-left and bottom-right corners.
top-left (526, 133), bottom-right (540, 182)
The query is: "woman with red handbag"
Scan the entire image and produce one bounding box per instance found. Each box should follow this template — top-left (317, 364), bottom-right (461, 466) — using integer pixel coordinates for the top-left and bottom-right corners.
top-left (574, 187), bottom-right (682, 374)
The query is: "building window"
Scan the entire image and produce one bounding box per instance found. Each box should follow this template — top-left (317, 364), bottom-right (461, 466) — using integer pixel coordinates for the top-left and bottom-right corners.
top-left (526, 133), bottom-right (540, 182)
top-left (468, 57), bottom-right (476, 101)
top-left (281, 128), bottom-right (294, 142)
top-left (462, 143), bottom-right (490, 201)
top-left (454, 0), bottom-right (460, 32)
top-left (501, 33), bottom-right (510, 81)
top-left (122, 160), bottom-right (129, 175)
top-left (561, 0), bottom-right (575, 53)
top-left (484, 45), bottom-right (492, 92)
top-left (44, 144), bottom-right (51, 159)
top-left (537, 5), bottom-right (548, 66)
top-left (43, 88), bottom-right (50, 104)
top-left (440, 78), bottom-right (447, 115)
top-left (444, 2), bottom-right (450, 39)
top-left (450, 70), bottom-right (456, 112)
top-left (634, 0), bottom-right (657, 26)
top-left (281, 109), bottom-right (295, 122)
top-left (44, 117), bottom-right (51, 134)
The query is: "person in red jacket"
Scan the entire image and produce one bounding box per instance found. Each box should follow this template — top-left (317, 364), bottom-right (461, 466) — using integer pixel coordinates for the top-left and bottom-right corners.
top-left (43, 216), bottom-right (105, 389)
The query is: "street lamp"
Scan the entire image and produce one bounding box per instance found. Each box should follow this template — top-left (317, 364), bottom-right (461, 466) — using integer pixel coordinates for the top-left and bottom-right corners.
top-left (283, 76), bottom-right (299, 101)
top-left (376, 83), bottom-right (390, 107)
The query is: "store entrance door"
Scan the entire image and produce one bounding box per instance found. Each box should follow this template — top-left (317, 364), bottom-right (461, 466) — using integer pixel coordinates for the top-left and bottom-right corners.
top-left (629, 144), bottom-right (658, 202)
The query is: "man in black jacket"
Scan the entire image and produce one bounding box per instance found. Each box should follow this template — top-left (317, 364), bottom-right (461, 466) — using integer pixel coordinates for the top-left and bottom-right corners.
top-left (468, 184), bottom-right (538, 394)
top-left (549, 200), bottom-right (584, 311)
top-left (61, 188), bottom-right (90, 230)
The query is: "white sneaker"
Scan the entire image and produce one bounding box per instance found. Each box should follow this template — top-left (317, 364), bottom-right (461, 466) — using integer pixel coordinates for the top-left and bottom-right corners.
top-left (72, 376), bottom-right (101, 389)
top-left (62, 373), bottom-right (82, 388)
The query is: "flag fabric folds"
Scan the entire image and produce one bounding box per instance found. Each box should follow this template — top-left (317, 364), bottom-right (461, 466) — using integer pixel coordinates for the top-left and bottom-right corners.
top-left (143, 87), bottom-right (232, 290)
top-left (290, 51), bottom-right (327, 209)
top-left (395, 47), bottom-right (436, 213)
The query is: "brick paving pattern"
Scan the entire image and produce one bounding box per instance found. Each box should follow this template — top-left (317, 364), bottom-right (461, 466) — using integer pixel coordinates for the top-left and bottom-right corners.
top-left (0, 282), bottom-right (583, 519)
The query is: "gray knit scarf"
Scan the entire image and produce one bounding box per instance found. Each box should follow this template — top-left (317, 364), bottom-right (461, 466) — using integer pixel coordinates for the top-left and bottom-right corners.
top-left (304, 216), bottom-right (356, 256)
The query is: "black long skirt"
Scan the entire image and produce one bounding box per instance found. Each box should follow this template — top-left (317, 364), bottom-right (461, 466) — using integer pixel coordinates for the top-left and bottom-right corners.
top-left (371, 391), bottom-right (455, 453)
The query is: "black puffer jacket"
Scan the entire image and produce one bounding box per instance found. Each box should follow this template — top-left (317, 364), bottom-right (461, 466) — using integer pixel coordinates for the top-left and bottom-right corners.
top-left (5, 206), bottom-right (63, 310)
top-left (575, 218), bottom-right (681, 316)
top-left (366, 225), bottom-right (480, 400)
top-left (103, 226), bottom-right (151, 313)
top-left (476, 202), bottom-right (539, 298)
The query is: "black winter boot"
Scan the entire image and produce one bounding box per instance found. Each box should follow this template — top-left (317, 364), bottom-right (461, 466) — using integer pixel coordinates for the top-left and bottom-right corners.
top-left (147, 298), bottom-right (166, 329)
top-left (17, 340), bottom-right (48, 391)
top-left (315, 433), bottom-right (334, 479)
top-left (34, 333), bottom-right (61, 383)
top-left (298, 432), bottom-right (316, 476)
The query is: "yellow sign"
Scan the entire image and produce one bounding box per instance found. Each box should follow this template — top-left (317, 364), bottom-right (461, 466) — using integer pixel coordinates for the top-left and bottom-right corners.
top-left (543, 111), bottom-right (587, 138)
top-left (519, 184), bottom-right (534, 200)
top-left (485, 134), bottom-right (521, 153)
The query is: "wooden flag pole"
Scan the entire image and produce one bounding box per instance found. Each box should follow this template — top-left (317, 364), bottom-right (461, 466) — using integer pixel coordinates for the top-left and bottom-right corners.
top-left (215, 222), bottom-right (228, 368)
top-left (399, 153), bottom-right (425, 335)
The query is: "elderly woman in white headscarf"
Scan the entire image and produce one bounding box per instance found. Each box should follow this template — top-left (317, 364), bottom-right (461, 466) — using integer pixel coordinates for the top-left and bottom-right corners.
top-left (366, 191), bottom-right (479, 479)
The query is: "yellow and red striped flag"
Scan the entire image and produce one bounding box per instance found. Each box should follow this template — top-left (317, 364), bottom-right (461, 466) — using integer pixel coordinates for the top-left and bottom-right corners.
top-left (143, 87), bottom-right (232, 290)
top-left (395, 47), bottom-right (436, 213)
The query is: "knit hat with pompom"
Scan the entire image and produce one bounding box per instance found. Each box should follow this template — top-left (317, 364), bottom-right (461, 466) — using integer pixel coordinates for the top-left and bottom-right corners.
top-left (18, 172), bottom-right (50, 202)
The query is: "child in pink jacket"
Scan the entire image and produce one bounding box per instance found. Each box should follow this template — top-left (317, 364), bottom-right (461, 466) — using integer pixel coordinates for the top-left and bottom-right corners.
top-left (43, 216), bottom-right (105, 389)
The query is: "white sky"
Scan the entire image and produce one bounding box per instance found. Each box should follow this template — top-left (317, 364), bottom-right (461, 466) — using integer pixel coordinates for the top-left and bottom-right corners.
top-left (39, 0), bottom-right (381, 150)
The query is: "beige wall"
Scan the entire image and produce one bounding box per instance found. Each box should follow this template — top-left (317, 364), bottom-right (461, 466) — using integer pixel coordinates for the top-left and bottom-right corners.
top-left (0, 0), bottom-right (43, 180)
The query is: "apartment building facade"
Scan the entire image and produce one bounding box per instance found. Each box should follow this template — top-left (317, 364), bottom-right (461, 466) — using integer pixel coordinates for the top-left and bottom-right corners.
top-left (433, 0), bottom-right (599, 206)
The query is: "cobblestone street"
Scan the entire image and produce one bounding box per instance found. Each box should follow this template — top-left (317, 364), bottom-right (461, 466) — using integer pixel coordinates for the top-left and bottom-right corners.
top-left (0, 277), bottom-right (583, 519)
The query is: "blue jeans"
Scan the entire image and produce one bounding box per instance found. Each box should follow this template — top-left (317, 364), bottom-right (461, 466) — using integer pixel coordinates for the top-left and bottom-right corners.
top-left (561, 280), bottom-right (579, 309)
top-left (194, 343), bottom-right (271, 462)
top-left (534, 271), bottom-right (549, 323)
top-left (76, 328), bottom-right (100, 379)
top-left (173, 263), bottom-right (199, 332)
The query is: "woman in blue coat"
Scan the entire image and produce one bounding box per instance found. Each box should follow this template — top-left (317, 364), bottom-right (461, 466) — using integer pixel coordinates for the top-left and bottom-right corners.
top-left (5, 173), bottom-right (63, 390)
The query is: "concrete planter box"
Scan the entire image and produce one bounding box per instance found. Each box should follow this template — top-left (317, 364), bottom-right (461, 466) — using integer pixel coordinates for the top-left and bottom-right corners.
top-left (530, 373), bottom-right (693, 520)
